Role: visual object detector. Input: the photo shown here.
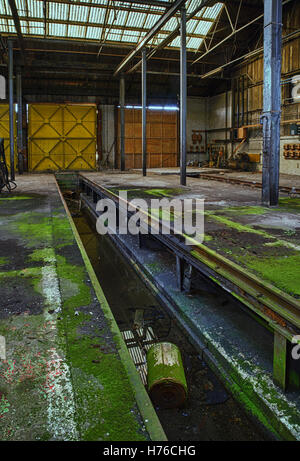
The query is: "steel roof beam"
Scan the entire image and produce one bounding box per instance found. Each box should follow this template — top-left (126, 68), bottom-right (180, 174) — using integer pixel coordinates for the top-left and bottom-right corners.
top-left (32, 0), bottom-right (193, 18)
top-left (127, 0), bottom-right (214, 75)
top-left (113, 0), bottom-right (188, 77)
top-left (118, 0), bottom-right (172, 7)
top-left (7, 0), bottom-right (25, 63)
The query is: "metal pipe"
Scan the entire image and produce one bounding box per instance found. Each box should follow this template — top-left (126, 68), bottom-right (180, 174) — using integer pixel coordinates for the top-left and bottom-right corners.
top-left (142, 48), bottom-right (147, 177)
top-left (16, 72), bottom-right (23, 174)
top-left (180, 7), bottom-right (187, 186)
top-left (16, 73), bottom-right (22, 151)
top-left (119, 75), bottom-right (125, 171)
top-left (231, 78), bottom-right (235, 157)
top-left (241, 75), bottom-right (245, 126)
top-left (261, 0), bottom-right (282, 207)
top-left (237, 77), bottom-right (240, 129)
top-left (8, 40), bottom-right (14, 181)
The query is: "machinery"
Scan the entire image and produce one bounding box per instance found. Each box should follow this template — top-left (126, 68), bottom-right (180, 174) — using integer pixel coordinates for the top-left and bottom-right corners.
top-left (0, 137), bottom-right (16, 192)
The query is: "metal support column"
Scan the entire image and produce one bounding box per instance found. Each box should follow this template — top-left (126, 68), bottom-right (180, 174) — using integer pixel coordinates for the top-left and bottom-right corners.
top-left (261, 0), bottom-right (282, 206)
top-left (16, 71), bottom-right (23, 174)
top-left (142, 48), bottom-right (147, 177)
top-left (231, 78), bottom-right (235, 157)
top-left (273, 331), bottom-right (287, 390)
top-left (119, 75), bottom-right (125, 171)
top-left (8, 40), bottom-right (14, 181)
top-left (180, 7), bottom-right (187, 186)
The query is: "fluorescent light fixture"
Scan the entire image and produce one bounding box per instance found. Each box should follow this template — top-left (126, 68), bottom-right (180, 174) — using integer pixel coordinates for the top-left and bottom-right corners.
top-left (117, 105), bottom-right (179, 111)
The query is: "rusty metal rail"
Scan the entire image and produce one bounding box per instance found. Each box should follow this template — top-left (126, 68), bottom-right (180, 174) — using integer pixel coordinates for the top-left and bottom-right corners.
top-left (78, 173), bottom-right (300, 390)
top-left (191, 173), bottom-right (300, 195)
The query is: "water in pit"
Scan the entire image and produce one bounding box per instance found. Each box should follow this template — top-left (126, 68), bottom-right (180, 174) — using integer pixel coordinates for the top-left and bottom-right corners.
top-left (72, 207), bottom-right (268, 441)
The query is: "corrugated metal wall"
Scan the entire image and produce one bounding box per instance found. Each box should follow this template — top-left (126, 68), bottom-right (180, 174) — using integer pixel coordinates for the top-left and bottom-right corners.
top-left (233, 3), bottom-right (300, 131)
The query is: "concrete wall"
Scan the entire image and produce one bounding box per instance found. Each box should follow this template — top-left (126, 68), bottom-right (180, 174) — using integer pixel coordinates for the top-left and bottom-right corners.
top-left (187, 96), bottom-right (208, 165)
top-left (198, 90), bottom-right (300, 176)
top-left (246, 135), bottom-right (300, 176)
top-left (99, 94), bottom-right (299, 176)
top-left (99, 105), bottom-right (116, 168)
top-left (206, 91), bottom-right (231, 157)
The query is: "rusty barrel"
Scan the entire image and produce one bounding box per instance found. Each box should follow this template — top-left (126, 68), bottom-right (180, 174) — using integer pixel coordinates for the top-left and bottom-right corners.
top-left (147, 342), bottom-right (187, 409)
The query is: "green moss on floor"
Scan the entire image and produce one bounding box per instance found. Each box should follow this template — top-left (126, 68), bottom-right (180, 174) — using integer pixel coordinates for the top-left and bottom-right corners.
top-left (55, 286), bottom-right (147, 441)
top-left (14, 212), bottom-right (53, 247)
top-left (235, 252), bottom-right (300, 297)
top-left (217, 206), bottom-right (270, 216)
top-left (0, 192), bottom-right (150, 441)
top-left (144, 188), bottom-right (184, 198)
top-left (278, 197), bottom-right (300, 212)
top-left (0, 196), bottom-right (33, 201)
top-left (0, 256), bottom-right (8, 265)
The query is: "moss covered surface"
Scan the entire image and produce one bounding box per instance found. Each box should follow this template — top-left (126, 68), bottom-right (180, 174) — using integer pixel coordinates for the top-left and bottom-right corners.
top-left (278, 197), bottom-right (300, 212)
top-left (201, 205), bottom-right (300, 298)
top-left (0, 190), bottom-right (150, 441)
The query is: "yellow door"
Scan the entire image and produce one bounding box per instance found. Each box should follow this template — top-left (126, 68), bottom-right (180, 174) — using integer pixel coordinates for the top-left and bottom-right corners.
top-left (0, 104), bottom-right (17, 170)
top-left (28, 104), bottom-right (97, 171)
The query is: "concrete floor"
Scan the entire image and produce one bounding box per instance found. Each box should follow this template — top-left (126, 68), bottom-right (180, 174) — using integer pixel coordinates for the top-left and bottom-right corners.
top-left (1, 171), bottom-right (300, 440)
top-left (131, 168), bottom-right (300, 190)
top-left (79, 170), bottom-right (300, 440)
top-left (0, 174), bottom-right (163, 441)
top-left (82, 170), bottom-right (300, 301)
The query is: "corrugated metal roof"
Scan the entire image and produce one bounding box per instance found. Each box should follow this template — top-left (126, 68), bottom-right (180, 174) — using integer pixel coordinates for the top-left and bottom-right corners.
top-left (0, 0), bottom-right (224, 50)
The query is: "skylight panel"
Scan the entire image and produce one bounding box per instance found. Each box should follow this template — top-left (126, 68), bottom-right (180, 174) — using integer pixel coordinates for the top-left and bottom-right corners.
top-left (121, 29), bottom-right (140, 43)
top-left (69, 5), bottom-right (89, 23)
top-left (89, 7), bottom-right (105, 24)
top-left (49, 22), bottom-right (67, 37)
top-left (203, 3), bottom-right (223, 19)
top-left (20, 20), bottom-right (27, 34)
top-left (169, 35), bottom-right (181, 48)
top-left (7, 19), bottom-right (15, 33)
top-left (86, 26), bottom-right (101, 40)
top-left (194, 20), bottom-right (213, 36)
top-left (186, 0), bottom-right (202, 15)
top-left (0, 18), bottom-right (7, 33)
top-left (107, 9), bottom-right (127, 26)
top-left (186, 19), bottom-right (198, 34)
top-left (68, 25), bottom-right (85, 38)
top-left (15, 0), bottom-right (27, 17)
top-left (48, 2), bottom-right (69, 21)
top-left (0, 0), bottom-right (8, 15)
top-left (162, 17), bottom-right (178, 32)
top-left (105, 29), bottom-right (122, 42)
top-left (27, 0), bottom-right (43, 19)
top-left (126, 12), bottom-right (146, 28)
top-left (29, 21), bottom-right (44, 35)
top-left (187, 37), bottom-right (203, 50)
top-left (143, 14), bottom-right (159, 29)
